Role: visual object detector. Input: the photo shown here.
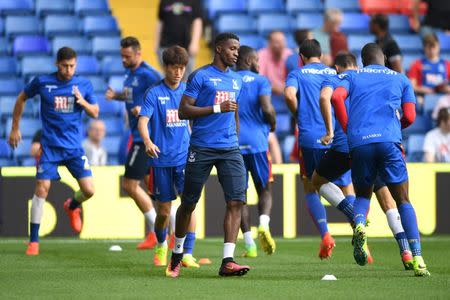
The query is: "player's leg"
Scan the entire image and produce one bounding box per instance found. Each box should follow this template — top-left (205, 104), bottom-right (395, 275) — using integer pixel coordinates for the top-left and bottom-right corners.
top-left (239, 154), bottom-right (257, 257)
top-left (27, 179), bottom-right (51, 255)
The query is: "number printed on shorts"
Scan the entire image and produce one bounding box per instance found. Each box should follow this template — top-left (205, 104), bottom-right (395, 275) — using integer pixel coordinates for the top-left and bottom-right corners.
top-left (82, 155), bottom-right (90, 170)
top-left (128, 144), bottom-right (140, 166)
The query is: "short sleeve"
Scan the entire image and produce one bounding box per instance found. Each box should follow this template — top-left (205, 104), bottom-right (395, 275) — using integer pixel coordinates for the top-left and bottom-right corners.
top-left (401, 75), bottom-right (416, 104)
top-left (184, 71), bottom-right (203, 99)
top-left (23, 76), bottom-right (40, 98)
top-left (285, 71), bottom-right (299, 89)
top-left (407, 60), bottom-right (422, 84)
top-left (84, 80), bottom-right (97, 104)
top-left (446, 61), bottom-right (450, 80)
top-left (258, 76), bottom-right (272, 96)
top-left (321, 78), bottom-right (335, 90)
top-left (336, 73), bottom-right (351, 91)
top-left (140, 89), bottom-right (156, 118)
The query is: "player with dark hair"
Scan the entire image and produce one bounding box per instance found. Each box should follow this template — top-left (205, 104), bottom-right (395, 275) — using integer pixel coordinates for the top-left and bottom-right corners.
top-left (105, 36), bottom-right (162, 250)
top-left (165, 32), bottom-right (250, 278)
top-left (236, 45), bottom-right (277, 257)
top-left (331, 43), bottom-right (430, 276)
top-left (9, 47), bottom-right (99, 255)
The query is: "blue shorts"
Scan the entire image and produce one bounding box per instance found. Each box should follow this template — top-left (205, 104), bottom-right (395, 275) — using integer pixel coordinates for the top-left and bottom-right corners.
top-left (148, 165), bottom-right (185, 202)
top-left (299, 146), bottom-right (327, 179)
top-left (36, 146), bottom-right (92, 180)
top-left (316, 149), bottom-right (352, 187)
top-left (182, 146), bottom-right (246, 204)
top-left (350, 142), bottom-right (408, 189)
top-left (242, 151), bottom-right (273, 189)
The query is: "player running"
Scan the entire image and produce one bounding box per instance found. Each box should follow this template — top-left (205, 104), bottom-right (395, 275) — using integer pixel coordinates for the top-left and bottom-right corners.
top-left (331, 43), bottom-right (430, 276)
top-left (235, 46), bottom-right (277, 257)
top-left (105, 37), bottom-right (162, 250)
top-left (138, 46), bottom-right (199, 269)
top-left (165, 33), bottom-right (250, 278)
top-left (8, 47), bottom-right (98, 255)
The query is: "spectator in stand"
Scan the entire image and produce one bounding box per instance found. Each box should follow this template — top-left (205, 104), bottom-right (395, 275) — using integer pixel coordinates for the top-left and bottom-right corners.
top-left (285, 29), bottom-right (312, 75)
top-left (312, 8), bottom-right (348, 66)
top-left (423, 108), bottom-right (450, 162)
top-left (408, 33), bottom-right (450, 95)
top-left (155, 0), bottom-right (203, 80)
top-left (410, 0), bottom-right (450, 36)
top-left (82, 120), bottom-right (107, 166)
top-left (432, 94), bottom-right (450, 120)
top-left (370, 14), bottom-right (403, 73)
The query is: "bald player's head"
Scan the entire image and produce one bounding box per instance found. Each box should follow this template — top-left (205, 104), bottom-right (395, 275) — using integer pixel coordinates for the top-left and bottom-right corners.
top-left (361, 43), bottom-right (385, 67)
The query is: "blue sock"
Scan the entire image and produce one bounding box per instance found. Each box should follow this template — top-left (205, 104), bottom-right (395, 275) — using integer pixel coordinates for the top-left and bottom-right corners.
top-left (305, 193), bottom-right (328, 238)
top-left (398, 203), bottom-right (421, 256)
top-left (30, 223), bottom-right (40, 242)
top-left (337, 195), bottom-right (355, 223)
top-left (394, 232), bottom-right (410, 253)
top-left (353, 197), bottom-right (371, 226)
top-left (155, 227), bottom-right (167, 244)
top-left (183, 232), bottom-right (196, 255)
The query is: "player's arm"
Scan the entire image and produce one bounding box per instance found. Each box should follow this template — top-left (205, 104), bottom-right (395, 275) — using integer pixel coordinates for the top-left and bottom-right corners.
top-left (105, 87), bottom-right (128, 101)
top-left (259, 95), bottom-right (276, 132)
top-left (284, 86), bottom-right (298, 116)
top-left (331, 87), bottom-right (349, 132)
top-left (137, 116), bottom-right (160, 158)
top-left (400, 78), bottom-right (417, 129)
top-left (74, 87), bottom-right (99, 118)
top-left (319, 86), bottom-right (334, 145)
top-left (8, 91), bottom-right (27, 148)
top-left (178, 95), bottom-right (236, 119)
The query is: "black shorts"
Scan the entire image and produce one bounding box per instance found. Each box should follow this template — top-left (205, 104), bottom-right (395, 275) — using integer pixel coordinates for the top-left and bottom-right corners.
top-left (182, 146), bottom-right (246, 204)
top-left (374, 176), bottom-right (387, 192)
top-left (316, 149), bottom-right (351, 182)
top-left (124, 142), bottom-right (149, 180)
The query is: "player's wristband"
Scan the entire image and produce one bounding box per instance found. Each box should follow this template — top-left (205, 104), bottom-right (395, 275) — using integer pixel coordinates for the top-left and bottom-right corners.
top-left (213, 104), bottom-right (221, 114)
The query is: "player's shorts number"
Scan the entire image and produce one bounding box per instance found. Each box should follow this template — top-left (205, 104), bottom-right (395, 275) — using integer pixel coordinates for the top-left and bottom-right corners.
top-left (81, 155), bottom-right (90, 170)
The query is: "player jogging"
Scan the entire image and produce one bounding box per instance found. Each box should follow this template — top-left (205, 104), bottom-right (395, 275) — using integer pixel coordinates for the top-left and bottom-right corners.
top-left (8, 47), bottom-right (99, 255)
top-left (138, 46), bottom-right (199, 269)
top-left (331, 43), bottom-right (430, 276)
top-left (165, 33), bottom-right (250, 278)
top-left (236, 46), bottom-right (277, 257)
top-left (105, 37), bottom-right (162, 250)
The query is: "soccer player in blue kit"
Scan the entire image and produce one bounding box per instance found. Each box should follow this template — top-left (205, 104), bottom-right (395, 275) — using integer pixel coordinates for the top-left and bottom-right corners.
top-left (138, 46), bottom-right (199, 269)
top-left (331, 43), bottom-right (430, 276)
top-left (105, 37), bottom-right (162, 250)
top-left (236, 46), bottom-right (277, 257)
top-left (165, 33), bottom-right (250, 278)
top-left (8, 47), bottom-right (99, 255)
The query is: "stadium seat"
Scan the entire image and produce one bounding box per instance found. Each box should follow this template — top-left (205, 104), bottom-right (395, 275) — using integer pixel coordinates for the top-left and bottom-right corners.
top-left (76, 55), bottom-right (100, 75)
top-left (5, 16), bottom-right (40, 37)
top-left (393, 35), bottom-right (422, 53)
top-left (13, 138), bottom-right (32, 160)
top-left (44, 15), bottom-right (81, 36)
top-left (75, 0), bottom-right (109, 16)
top-left (0, 96), bottom-right (35, 119)
top-left (402, 115), bottom-right (432, 137)
top-left (96, 94), bottom-right (124, 117)
top-left (108, 76), bottom-right (124, 91)
top-left (13, 36), bottom-right (50, 56)
top-left (359, 0), bottom-right (397, 14)
top-left (6, 118), bottom-right (41, 138)
top-left (0, 79), bottom-right (23, 96)
top-left (101, 56), bottom-right (124, 76)
top-left (207, 0), bottom-right (247, 19)
top-left (402, 54), bottom-right (417, 72)
top-left (103, 136), bottom-right (121, 157)
top-left (102, 118), bottom-right (123, 136)
top-left (36, 0), bottom-right (73, 16)
top-left (388, 15), bottom-right (411, 33)
top-left (341, 13), bottom-right (370, 33)
top-left (0, 57), bottom-right (18, 77)
top-left (216, 14), bottom-right (255, 34)
top-left (21, 56), bottom-right (55, 78)
top-left (248, 0), bottom-right (284, 14)
top-left (348, 34), bottom-right (373, 52)
top-left (238, 34), bottom-right (265, 50)
top-left (0, 38), bottom-right (8, 55)
top-left (325, 0), bottom-right (359, 11)
top-left (52, 36), bottom-right (91, 54)
top-left (0, 0), bottom-right (34, 15)
top-left (0, 17), bottom-right (3, 35)
top-left (406, 134), bottom-right (425, 162)
top-left (83, 15), bottom-right (119, 36)
top-left (0, 139), bottom-right (13, 159)
top-left (437, 33), bottom-right (450, 52)
top-left (286, 0), bottom-right (323, 14)
top-left (21, 157), bottom-right (37, 166)
top-left (92, 36), bottom-right (121, 56)
top-left (86, 76), bottom-right (107, 93)
top-left (257, 14), bottom-right (292, 35)
top-left (295, 13), bottom-right (324, 30)
top-left (423, 94), bottom-right (442, 116)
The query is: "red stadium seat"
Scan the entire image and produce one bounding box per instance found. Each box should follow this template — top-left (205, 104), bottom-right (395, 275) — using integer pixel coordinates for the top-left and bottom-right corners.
top-left (359, 0), bottom-right (397, 14)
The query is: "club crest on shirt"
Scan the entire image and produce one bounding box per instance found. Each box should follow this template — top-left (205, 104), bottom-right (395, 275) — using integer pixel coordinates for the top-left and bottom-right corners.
top-left (232, 79), bottom-right (239, 90)
top-left (71, 85), bottom-right (78, 95)
top-left (188, 151), bottom-right (196, 163)
top-left (132, 77), bottom-right (139, 87)
top-left (242, 75), bottom-right (255, 83)
top-left (45, 85), bottom-right (58, 93)
top-left (214, 91), bottom-right (236, 104)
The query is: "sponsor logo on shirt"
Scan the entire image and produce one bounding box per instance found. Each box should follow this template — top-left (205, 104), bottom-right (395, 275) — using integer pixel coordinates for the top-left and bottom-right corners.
top-left (166, 109), bottom-right (187, 127)
top-left (242, 75), bottom-right (255, 83)
top-left (214, 91), bottom-right (236, 104)
top-left (158, 96), bottom-right (170, 104)
top-left (209, 78), bottom-right (222, 86)
top-left (232, 79), bottom-right (239, 90)
top-left (357, 68), bottom-right (397, 75)
top-left (45, 85), bottom-right (58, 93)
top-left (124, 87), bottom-right (133, 103)
top-left (362, 133), bottom-right (382, 140)
top-left (54, 96), bottom-right (75, 113)
top-left (301, 68), bottom-right (336, 75)
top-left (425, 73), bottom-right (445, 86)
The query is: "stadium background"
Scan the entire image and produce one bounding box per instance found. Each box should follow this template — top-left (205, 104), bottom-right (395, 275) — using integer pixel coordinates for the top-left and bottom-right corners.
top-left (0, 0), bottom-right (449, 238)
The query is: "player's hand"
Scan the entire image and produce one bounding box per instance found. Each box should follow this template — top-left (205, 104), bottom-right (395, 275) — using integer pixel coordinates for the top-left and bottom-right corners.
top-left (105, 87), bottom-right (116, 100)
top-left (145, 142), bottom-right (160, 158)
top-left (8, 128), bottom-right (22, 149)
top-left (220, 100), bottom-right (237, 112)
top-left (74, 86), bottom-right (87, 106)
top-left (320, 133), bottom-right (334, 146)
top-left (131, 106), bottom-right (141, 117)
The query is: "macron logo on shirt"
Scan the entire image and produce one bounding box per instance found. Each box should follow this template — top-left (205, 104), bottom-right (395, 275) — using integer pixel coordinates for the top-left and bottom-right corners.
top-left (158, 96), bottom-right (170, 104)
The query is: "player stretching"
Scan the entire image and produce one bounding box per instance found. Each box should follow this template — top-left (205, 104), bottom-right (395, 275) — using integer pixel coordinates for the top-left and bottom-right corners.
top-left (105, 37), bottom-right (161, 249)
top-left (331, 43), bottom-right (430, 276)
top-left (8, 47), bottom-right (98, 255)
top-left (314, 52), bottom-right (413, 268)
top-left (138, 46), bottom-right (199, 268)
top-left (284, 39), bottom-right (338, 259)
top-left (236, 46), bottom-right (276, 257)
top-left (165, 33), bottom-right (250, 278)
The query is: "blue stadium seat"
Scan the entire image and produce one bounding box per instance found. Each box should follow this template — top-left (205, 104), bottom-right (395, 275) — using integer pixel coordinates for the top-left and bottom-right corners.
top-left (402, 115), bottom-right (432, 137)
top-left (13, 138), bottom-right (32, 160)
top-left (393, 35), bottom-right (422, 53)
top-left (402, 54), bottom-right (417, 72)
top-left (52, 36), bottom-right (91, 54)
top-left (103, 136), bottom-right (121, 157)
top-left (101, 56), bottom-right (124, 76)
top-left (0, 78), bottom-right (23, 96)
top-left (75, 0), bottom-right (109, 16)
top-left (276, 114), bottom-right (291, 134)
top-left (388, 15), bottom-right (410, 33)
top-left (286, 0), bottom-right (323, 14)
top-left (108, 75), bottom-right (124, 91)
top-left (92, 36), bottom-right (121, 56)
top-left (0, 17), bottom-right (3, 35)
top-left (207, 0), bottom-right (246, 19)
top-left (341, 13), bottom-right (370, 33)
top-left (36, 0), bottom-right (73, 16)
top-left (76, 55), bottom-right (100, 75)
top-left (437, 32), bottom-right (450, 51)
top-left (0, 0), bottom-right (34, 15)
top-left (107, 156), bottom-right (119, 165)
top-left (0, 57), bottom-right (18, 77)
top-left (102, 118), bottom-right (123, 136)
top-left (257, 14), bottom-right (292, 35)
top-left (5, 16), bottom-right (40, 37)
top-left (0, 96), bottom-right (35, 119)
top-left (238, 34), bottom-right (265, 49)
top-left (6, 118), bottom-right (41, 138)
top-left (325, 0), bottom-right (359, 11)
top-left (83, 15), bottom-right (119, 36)
top-left (21, 56), bottom-right (55, 78)
top-left (44, 15), bottom-right (80, 36)
top-left (21, 157), bottom-right (37, 166)
top-left (216, 14), bottom-right (255, 34)
top-left (281, 134), bottom-right (296, 162)
top-left (248, 0), bottom-right (284, 14)
top-left (407, 134), bottom-right (425, 162)
top-left (295, 13), bottom-right (323, 29)
top-left (0, 139), bottom-right (13, 159)
top-left (0, 38), bottom-right (8, 55)
top-left (423, 94), bottom-right (442, 116)
top-left (13, 36), bottom-right (50, 56)
top-left (348, 34), bottom-right (373, 52)
top-left (96, 94), bottom-right (124, 117)
top-left (86, 76), bottom-right (107, 93)
top-left (285, 34), bottom-right (297, 50)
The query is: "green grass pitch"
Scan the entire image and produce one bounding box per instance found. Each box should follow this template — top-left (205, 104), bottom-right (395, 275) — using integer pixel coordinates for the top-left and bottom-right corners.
top-left (1, 237), bottom-right (449, 299)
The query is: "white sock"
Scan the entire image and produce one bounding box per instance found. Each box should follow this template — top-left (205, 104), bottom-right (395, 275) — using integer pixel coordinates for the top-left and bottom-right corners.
top-left (170, 204), bottom-right (178, 233)
top-left (173, 236), bottom-right (186, 254)
top-left (144, 208), bottom-right (156, 232)
top-left (243, 231), bottom-right (255, 246)
top-left (386, 208), bottom-right (404, 235)
top-left (223, 242), bottom-right (236, 259)
top-left (31, 195), bottom-right (45, 224)
top-left (158, 240), bottom-right (168, 247)
top-left (319, 182), bottom-right (345, 207)
top-left (259, 214), bottom-right (270, 229)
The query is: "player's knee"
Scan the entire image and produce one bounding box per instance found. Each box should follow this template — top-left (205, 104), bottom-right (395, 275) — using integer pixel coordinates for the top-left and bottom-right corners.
top-left (226, 200), bottom-right (244, 211)
top-left (35, 181), bottom-right (50, 198)
top-left (311, 172), bottom-right (323, 190)
top-left (179, 202), bottom-right (196, 214)
top-left (122, 179), bottom-right (134, 193)
top-left (82, 185), bottom-right (95, 199)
